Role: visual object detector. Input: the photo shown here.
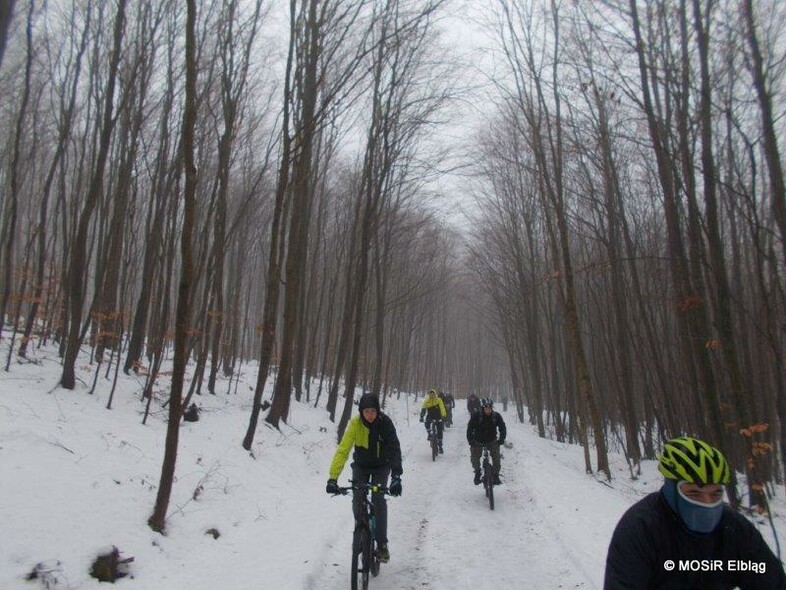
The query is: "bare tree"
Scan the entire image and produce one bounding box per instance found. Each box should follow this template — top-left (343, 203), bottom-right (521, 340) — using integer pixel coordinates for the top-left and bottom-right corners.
top-left (742, 0), bottom-right (786, 268)
top-left (148, 0), bottom-right (197, 534)
top-left (17, 1), bottom-right (91, 359)
top-left (0, 0), bottom-right (33, 340)
top-left (201, 0), bottom-right (265, 396)
top-left (60, 0), bottom-right (127, 389)
top-left (496, 0), bottom-right (609, 478)
top-left (94, 2), bottom-right (164, 365)
top-left (567, 10), bottom-right (642, 470)
top-left (242, 0), bottom-right (298, 449)
top-left (266, 0), bottom-right (325, 429)
top-left (124, 11), bottom-right (180, 374)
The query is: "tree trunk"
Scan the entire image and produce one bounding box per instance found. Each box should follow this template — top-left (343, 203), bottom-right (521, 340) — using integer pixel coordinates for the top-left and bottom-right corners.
top-left (742, 0), bottom-right (786, 268)
top-left (242, 0), bottom-right (296, 450)
top-left (0, 0), bottom-right (15, 68)
top-left (148, 0), bottom-right (198, 533)
top-left (266, 0), bottom-right (320, 429)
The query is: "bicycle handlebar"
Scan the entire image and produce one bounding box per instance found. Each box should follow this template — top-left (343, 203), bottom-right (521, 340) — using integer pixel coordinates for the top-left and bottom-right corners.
top-left (331, 481), bottom-right (391, 496)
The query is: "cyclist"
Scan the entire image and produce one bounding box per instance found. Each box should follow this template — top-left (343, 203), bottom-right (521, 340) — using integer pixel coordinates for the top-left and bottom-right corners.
top-left (604, 436), bottom-right (786, 589)
top-left (420, 389), bottom-right (447, 454)
top-left (466, 397), bottom-right (506, 485)
top-left (326, 393), bottom-right (403, 563)
top-left (438, 391), bottom-right (455, 427)
top-left (467, 393), bottom-right (480, 415)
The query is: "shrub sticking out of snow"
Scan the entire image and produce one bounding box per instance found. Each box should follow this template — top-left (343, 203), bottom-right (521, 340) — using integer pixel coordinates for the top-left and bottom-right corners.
top-left (25, 560), bottom-right (66, 589)
top-left (89, 546), bottom-right (133, 583)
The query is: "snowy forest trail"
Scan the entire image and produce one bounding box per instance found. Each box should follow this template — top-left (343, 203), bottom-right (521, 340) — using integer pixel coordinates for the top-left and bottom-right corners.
top-left (2, 356), bottom-right (786, 590)
top-left (310, 408), bottom-right (608, 590)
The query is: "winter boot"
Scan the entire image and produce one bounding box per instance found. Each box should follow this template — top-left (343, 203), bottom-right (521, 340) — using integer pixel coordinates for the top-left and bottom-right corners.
top-left (493, 473), bottom-right (501, 485)
top-left (438, 441), bottom-right (444, 454)
top-left (473, 470), bottom-right (482, 485)
top-left (378, 544), bottom-right (390, 563)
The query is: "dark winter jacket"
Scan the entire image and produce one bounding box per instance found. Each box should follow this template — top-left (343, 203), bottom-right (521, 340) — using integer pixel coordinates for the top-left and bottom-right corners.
top-left (439, 393), bottom-right (455, 409)
top-left (466, 410), bottom-right (506, 445)
top-left (329, 412), bottom-right (402, 480)
top-left (604, 490), bottom-right (786, 589)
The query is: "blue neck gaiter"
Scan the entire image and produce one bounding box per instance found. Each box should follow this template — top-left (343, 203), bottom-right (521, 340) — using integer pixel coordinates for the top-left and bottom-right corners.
top-left (662, 479), bottom-right (723, 534)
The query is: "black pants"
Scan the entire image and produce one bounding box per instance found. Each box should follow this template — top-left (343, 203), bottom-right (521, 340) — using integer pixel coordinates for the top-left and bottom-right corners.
top-left (470, 443), bottom-right (501, 476)
top-left (351, 463), bottom-right (390, 545)
top-left (425, 418), bottom-right (444, 441)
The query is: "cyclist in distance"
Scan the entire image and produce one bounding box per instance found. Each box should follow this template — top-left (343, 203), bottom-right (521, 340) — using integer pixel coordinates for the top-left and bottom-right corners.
top-left (420, 389), bottom-right (447, 454)
top-left (466, 397), bottom-right (506, 485)
top-left (326, 393), bottom-right (403, 563)
top-left (467, 392), bottom-right (480, 415)
top-left (438, 390), bottom-right (455, 427)
top-left (604, 436), bottom-right (786, 589)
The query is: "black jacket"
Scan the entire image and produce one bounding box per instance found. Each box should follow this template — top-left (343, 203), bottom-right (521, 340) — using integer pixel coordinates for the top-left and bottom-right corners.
top-left (604, 491), bottom-right (786, 589)
top-left (466, 410), bottom-right (506, 445)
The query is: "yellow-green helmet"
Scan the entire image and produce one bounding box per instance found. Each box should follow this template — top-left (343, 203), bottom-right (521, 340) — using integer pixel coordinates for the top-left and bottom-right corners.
top-left (658, 436), bottom-right (731, 484)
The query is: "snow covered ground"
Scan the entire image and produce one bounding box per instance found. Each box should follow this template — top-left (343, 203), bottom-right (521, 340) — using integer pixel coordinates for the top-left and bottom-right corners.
top-left (1, 341), bottom-right (784, 589)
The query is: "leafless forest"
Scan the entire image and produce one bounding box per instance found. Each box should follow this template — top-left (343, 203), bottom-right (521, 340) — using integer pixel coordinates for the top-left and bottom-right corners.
top-left (1, 0), bottom-right (785, 526)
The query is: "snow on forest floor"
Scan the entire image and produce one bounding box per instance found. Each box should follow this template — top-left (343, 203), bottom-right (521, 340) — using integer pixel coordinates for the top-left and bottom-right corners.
top-left (1, 342), bottom-right (784, 589)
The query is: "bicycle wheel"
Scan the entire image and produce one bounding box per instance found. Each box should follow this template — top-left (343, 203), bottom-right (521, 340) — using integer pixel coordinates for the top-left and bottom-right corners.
top-left (484, 462), bottom-right (495, 510)
top-left (430, 433), bottom-right (438, 461)
top-left (351, 526), bottom-right (371, 590)
top-left (370, 536), bottom-right (380, 577)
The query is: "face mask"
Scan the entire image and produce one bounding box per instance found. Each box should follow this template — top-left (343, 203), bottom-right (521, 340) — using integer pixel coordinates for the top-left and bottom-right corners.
top-left (675, 482), bottom-right (724, 534)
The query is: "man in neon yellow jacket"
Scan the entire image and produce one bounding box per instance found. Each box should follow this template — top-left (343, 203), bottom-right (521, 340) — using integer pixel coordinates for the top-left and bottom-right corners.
top-left (326, 393), bottom-right (402, 563)
top-left (420, 389), bottom-right (447, 453)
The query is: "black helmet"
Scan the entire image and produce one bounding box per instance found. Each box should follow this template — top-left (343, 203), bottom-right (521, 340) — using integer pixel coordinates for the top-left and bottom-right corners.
top-left (358, 393), bottom-right (380, 412)
top-left (480, 397), bottom-right (493, 408)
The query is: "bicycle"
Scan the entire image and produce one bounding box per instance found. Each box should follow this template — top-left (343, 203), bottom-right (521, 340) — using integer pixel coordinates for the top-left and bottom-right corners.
top-left (334, 481), bottom-right (390, 590)
top-left (426, 419), bottom-right (440, 461)
top-left (480, 443), bottom-right (496, 510)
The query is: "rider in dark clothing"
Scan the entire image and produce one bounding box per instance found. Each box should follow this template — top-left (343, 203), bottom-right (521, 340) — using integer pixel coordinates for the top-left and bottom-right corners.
top-left (605, 492), bottom-right (785, 589)
top-left (466, 393), bottom-right (480, 415)
top-left (604, 436), bottom-right (786, 589)
top-left (438, 391), bottom-right (454, 427)
top-left (466, 397), bottom-right (506, 485)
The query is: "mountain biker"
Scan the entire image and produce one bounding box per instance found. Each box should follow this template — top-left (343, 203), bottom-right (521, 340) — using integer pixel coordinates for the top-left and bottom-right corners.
top-left (467, 393), bottom-right (480, 415)
top-left (466, 397), bottom-right (506, 485)
top-left (420, 389), bottom-right (447, 454)
top-left (438, 391), bottom-right (455, 427)
top-left (604, 436), bottom-right (786, 589)
top-left (326, 393), bottom-right (402, 563)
